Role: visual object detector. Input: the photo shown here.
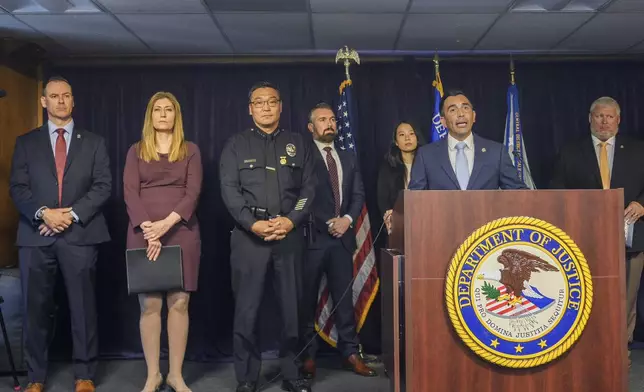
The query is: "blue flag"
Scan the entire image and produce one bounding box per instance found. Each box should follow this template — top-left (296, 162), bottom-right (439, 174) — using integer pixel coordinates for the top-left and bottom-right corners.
top-left (504, 83), bottom-right (535, 189)
top-left (431, 70), bottom-right (447, 142)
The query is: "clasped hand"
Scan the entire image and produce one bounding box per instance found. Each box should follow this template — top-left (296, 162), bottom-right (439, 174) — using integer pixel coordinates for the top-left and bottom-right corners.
top-left (140, 220), bottom-right (170, 261)
top-left (140, 218), bottom-right (177, 261)
top-left (146, 239), bottom-right (162, 261)
top-left (39, 207), bottom-right (74, 236)
top-left (140, 219), bottom-right (172, 242)
top-left (327, 216), bottom-right (351, 238)
top-left (251, 217), bottom-right (294, 241)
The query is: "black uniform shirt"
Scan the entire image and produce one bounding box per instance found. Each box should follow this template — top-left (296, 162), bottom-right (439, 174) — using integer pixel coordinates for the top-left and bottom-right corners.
top-left (220, 127), bottom-right (317, 231)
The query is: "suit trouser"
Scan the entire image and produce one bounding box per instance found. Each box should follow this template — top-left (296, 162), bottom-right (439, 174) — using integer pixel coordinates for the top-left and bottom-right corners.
top-left (230, 228), bottom-right (302, 383)
top-left (627, 251), bottom-right (644, 345)
top-left (19, 238), bottom-right (98, 383)
top-left (300, 238), bottom-right (359, 359)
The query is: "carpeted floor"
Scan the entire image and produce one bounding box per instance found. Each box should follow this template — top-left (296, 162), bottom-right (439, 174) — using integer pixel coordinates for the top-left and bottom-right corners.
top-left (0, 356), bottom-right (389, 392)
top-left (2, 351), bottom-right (644, 391)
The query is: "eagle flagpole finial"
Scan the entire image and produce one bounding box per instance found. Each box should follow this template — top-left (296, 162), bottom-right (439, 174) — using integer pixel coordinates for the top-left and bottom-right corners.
top-left (335, 46), bottom-right (360, 81)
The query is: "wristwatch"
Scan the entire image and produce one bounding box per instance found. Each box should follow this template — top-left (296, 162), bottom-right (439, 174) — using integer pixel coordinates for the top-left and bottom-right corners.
top-left (36, 207), bottom-right (46, 220)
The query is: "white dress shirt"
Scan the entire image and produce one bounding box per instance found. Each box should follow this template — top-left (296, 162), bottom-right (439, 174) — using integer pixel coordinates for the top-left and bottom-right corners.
top-left (404, 162), bottom-right (412, 188)
top-left (314, 140), bottom-right (352, 223)
top-left (447, 133), bottom-right (475, 175)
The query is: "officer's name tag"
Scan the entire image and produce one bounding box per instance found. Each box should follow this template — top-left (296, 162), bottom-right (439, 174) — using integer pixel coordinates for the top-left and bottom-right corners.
top-left (244, 159), bottom-right (256, 163)
top-left (266, 166), bottom-right (276, 171)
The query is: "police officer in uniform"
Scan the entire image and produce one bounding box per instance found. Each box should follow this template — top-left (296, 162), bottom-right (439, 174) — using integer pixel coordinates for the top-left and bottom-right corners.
top-left (220, 81), bottom-right (316, 392)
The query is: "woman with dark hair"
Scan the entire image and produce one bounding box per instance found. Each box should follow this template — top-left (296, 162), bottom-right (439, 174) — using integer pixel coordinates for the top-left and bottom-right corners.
top-left (377, 121), bottom-right (426, 234)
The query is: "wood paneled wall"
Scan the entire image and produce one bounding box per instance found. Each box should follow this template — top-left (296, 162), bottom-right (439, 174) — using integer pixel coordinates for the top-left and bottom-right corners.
top-left (0, 65), bottom-right (41, 267)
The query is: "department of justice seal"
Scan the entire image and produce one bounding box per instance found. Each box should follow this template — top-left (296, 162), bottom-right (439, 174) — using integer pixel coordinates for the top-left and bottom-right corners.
top-left (445, 217), bottom-right (593, 368)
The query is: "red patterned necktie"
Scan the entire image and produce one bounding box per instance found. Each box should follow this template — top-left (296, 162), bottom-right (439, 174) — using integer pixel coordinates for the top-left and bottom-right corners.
top-left (55, 129), bottom-right (67, 204)
top-left (324, 146), bottom-right (341, 216)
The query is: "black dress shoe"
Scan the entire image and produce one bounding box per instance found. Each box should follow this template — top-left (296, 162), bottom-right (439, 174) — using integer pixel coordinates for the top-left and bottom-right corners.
top-left (281, 379), bottom-right (311, 392)
top-left (236, 381), bottom-right (256, 392)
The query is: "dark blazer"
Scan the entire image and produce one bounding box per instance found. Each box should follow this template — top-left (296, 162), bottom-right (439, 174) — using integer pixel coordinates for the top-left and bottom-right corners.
top-left (310, 143), bottom-right (365, 251)
top-left (549, 134), bottom-right (644, 252)
top-left (9, 124), bottom-right (112, 247)
top-left (408, 133), bottom-right (527, 190)
top-left (377, 161), bottom-right (406, 216)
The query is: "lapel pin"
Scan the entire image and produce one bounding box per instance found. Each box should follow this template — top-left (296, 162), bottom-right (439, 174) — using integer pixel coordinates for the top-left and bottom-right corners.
top-left (620, 145), bottom-right (624, 149)
top-left (77, 134), bottom-right (81, 139)
top-left (481, 148), bottom-right (487, 152)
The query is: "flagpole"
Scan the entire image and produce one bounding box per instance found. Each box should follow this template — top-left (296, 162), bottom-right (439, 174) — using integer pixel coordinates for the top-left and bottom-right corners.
top-left (331, 46), bottom-right (378, 364)
top-left (430, 52), bottom-right (446, 142)
top-left (336, 45), bottom-right (378, 363)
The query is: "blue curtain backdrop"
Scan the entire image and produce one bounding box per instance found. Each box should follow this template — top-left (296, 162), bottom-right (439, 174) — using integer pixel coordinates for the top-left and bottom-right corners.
top-left (43, 59), bottom-right (644, 361)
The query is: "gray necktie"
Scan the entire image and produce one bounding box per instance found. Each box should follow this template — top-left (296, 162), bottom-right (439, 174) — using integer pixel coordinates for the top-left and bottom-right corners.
top-left (455, 141), bottom-right (469, 190)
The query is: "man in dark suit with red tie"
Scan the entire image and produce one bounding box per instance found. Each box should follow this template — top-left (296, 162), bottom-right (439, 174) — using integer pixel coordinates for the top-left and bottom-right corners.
top-left (549, 96), bottom-right (644, 366)
top-left (9, 76), bottom-right (112, 392)
top-left (299, 103), bottom-right (376, 381)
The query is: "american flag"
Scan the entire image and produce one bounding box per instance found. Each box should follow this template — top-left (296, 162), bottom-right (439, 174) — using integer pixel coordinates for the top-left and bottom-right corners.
top-left (486, 285), bottom-right (539, 318)
top-left (314, 79), bottom-right (380, 347)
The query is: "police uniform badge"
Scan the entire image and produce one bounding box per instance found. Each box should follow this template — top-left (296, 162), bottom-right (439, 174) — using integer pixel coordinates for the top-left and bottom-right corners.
top-left (286, 143), bottom-right (296, 157)
top-left (280, 156), bottom-right (287, 165)
top-left (445, 217), bottom-right (592, 368)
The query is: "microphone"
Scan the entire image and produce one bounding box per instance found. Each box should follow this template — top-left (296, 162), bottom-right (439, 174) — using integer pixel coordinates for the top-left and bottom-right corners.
top-left (0, 90), bottom-right (6, 98)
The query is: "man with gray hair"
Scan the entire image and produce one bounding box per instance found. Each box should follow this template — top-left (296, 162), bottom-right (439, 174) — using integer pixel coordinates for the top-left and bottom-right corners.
top-left (550, 96), bottom-right (644, 365)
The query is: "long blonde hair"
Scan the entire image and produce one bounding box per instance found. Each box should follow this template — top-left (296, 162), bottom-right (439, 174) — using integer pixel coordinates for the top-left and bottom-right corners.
top-left (137, 92), bottom-right (188, 163)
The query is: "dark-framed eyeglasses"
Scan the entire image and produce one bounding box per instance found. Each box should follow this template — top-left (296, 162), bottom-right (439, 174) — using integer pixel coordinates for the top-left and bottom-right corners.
top-left (250, 98), bottom-right (281, 109)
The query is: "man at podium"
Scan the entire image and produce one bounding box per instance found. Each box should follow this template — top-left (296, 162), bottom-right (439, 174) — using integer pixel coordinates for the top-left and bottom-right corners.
top-left (408, 90), bottom-right (526, 191)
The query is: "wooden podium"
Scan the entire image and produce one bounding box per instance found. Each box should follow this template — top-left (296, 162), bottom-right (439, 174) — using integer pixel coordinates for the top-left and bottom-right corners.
top-left (381, 190), bottom-right (628, 392)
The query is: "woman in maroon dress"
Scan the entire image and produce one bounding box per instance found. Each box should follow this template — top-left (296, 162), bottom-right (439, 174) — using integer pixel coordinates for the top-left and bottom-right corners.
top-left (123, 92), bottom-right (202, 392)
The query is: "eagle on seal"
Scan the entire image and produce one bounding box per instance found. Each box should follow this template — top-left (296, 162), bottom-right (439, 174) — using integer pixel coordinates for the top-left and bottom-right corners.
top-left (478, 249), bottom-right (559, 307)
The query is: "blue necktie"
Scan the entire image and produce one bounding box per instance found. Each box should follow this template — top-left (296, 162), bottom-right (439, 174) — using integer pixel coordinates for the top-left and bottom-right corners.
top-left (455, 141), bottom-right (469, 190)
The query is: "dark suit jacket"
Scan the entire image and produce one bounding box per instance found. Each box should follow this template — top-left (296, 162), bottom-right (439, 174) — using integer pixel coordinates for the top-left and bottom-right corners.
top-left (408, 134), bottom-right (527, 190)
top-left (310, 144), bottom-right (365, 251)
top-left (549, 134), bottom-right (644, 252)
top-left (377, 161), bottom-right (406, 216)
top-left (9, 124), bottom-right (112, 247)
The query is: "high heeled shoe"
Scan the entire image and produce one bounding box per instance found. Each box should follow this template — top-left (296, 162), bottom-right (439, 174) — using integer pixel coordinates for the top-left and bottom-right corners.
top-left (140, 373), bottom-right (163, 392)
top-left (165, 378), bottom-right (192, 392)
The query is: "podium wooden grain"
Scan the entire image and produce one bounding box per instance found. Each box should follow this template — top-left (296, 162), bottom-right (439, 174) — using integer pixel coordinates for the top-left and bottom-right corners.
top-left (381, 249), bottom-right (402, 392)
top-left (381, 189), bottom-right (628, 392)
